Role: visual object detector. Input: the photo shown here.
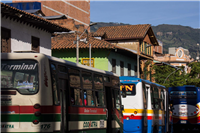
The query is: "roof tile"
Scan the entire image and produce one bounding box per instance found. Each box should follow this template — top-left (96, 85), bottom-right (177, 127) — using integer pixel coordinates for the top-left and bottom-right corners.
top-left (51, 33), bottom-right (116, 50)
top-left (94, 24), bottom-right (151, 39)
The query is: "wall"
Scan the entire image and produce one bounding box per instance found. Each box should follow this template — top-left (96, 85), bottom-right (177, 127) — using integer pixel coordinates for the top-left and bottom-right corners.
top-left (13, 0), bottom-right (90, 29)
top-left (1, 17), bottom-right (52, 55)
top-left (52, 48), bottom-right (137, 76)
top-left (111, 40), bottom-right (139, 51)
top-left (52, 49), bottom-right (109, 71)
top-left (108, 51), bottom-right (137, 76)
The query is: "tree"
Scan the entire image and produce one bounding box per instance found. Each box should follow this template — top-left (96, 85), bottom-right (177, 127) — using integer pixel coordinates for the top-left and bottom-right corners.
top-left (186, 62), bottom-right (200, 87)
top-left (150, 62), bottom-right (200, 88)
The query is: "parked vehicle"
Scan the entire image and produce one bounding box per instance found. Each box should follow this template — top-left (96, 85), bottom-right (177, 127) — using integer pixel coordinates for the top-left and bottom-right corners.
top-left (1, 52), bottom-right (124, 133)
top-left (120, 76), bottom-right (169, 133)
top-left (168, 85), bottom-right (200, 132)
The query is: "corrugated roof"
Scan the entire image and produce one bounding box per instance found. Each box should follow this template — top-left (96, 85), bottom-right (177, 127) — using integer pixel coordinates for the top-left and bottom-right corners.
top-left (94, 24), bottom-right (151, 39)
top-left (1, 3), bottom-right (70, 33)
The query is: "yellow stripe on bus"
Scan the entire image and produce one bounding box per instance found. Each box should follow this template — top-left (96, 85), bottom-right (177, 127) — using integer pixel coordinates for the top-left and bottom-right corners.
top-left (123, 109), bottom-right (164, 114)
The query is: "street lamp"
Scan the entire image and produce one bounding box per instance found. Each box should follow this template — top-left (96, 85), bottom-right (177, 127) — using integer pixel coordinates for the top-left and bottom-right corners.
top-left (163, 63), bottom-right (183, 84)
top-left (197, 43), bottom-right (199, 61)
top-left (76, 22), bottom-right (97, 64)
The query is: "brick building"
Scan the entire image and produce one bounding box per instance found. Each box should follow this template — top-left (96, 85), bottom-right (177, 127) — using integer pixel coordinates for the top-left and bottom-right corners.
top-left (12, 0), bottom-right (90, 30)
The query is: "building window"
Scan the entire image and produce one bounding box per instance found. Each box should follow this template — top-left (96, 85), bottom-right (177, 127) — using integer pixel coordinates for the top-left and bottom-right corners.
top-left (1, 27), bottom-right (11, 53)
top-left (134, 65), bottom-right (137, 76)
top-left (112, 59), bottom-right (116, 73)
top-left (120, 61), bottom-right (124, 76)
top-left (32, 36), bottom-right (40, 52)
top-left (128, 63), bottom-right (131, 76)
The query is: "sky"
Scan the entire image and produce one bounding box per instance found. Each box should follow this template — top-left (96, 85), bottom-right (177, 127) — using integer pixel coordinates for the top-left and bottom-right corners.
top-left (90, 1), bottom-right (200, 29)
top-left (1, 0), bottom-right (199, 29)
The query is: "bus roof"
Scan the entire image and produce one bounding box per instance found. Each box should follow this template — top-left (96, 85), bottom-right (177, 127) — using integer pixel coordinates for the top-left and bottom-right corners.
top-left (119, 76), bottom-right (166, 88)
top-left (46, 55), bottom-right (118, 76)
top-left (168, 85), bottom-right (198, 92)
top-left (1, 52), bottom-right (118, 77)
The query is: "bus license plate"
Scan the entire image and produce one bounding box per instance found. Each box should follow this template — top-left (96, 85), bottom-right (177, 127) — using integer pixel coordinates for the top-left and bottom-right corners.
top-left (181, 120), bottom-right (186, 124)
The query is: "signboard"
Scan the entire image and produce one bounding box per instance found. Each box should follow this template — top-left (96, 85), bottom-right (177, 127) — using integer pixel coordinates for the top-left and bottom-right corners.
top-left (82, 58), bottom-right (94, 67)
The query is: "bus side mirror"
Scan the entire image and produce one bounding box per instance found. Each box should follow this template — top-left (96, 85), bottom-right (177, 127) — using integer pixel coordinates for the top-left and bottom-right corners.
top-left (122, 88), bottom-right (126, 98)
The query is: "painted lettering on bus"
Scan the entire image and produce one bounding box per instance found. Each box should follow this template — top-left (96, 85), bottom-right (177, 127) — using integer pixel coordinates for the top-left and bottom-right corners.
top-left (1, 124), bottom-right (14, 128)
top-left (84, 109), bottom-right (97, 113)
top-left (1, 63), bottom-right (37, 71)
top-left (120, 85), bottom-right (134, 91)
top-left (83, 121), bottom-right (97, 128)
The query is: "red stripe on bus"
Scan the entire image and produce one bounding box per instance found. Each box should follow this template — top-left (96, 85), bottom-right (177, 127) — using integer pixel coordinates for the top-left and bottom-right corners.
top-left (123, 116), bottom-right (143, 120)
top-left (123, 116), bottom-right (153, 120)
top-left (1, 106), bottom-right (61, 114)
top-left (68, 106), bottom-right (106, 114)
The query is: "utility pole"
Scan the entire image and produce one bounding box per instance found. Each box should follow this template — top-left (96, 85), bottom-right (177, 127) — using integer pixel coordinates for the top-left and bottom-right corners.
top-left (76, 22), bottom-right (97, 64)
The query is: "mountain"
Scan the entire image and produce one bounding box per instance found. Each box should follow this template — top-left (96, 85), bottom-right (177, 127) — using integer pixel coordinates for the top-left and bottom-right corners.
top-left (90, 22), bottom-right (200, 59)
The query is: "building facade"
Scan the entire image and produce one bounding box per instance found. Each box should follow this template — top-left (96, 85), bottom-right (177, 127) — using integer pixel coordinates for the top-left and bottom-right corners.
top-left (12, 0), bottom-right (90, 29)
top-left (154, 47), bottom-right (194, 72)
top-left (1, 3), bottom-right (70, 55)
top-left (51, 32), bottom-right (138, 77)
top-left (93, 24), bottom-right (159, 80)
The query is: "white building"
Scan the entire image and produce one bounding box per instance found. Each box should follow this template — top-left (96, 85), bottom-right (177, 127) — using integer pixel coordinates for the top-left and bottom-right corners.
top-left (1, 3), bottom-right (70, 56)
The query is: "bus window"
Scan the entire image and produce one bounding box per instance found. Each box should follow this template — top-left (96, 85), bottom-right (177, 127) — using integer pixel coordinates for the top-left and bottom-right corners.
top-left (94, 91), bottom-right (105, 107)
top-left (150, 87), bottom-right (155, 109)
top-left (69, 68), bottom-right (81, 88)
top-left (82, 71), bottom-right (92, 89)
top-left (1, 60), bottom-right (39, 94)
top-left (114, 89), bottom-right (121, 111)
top-left (94, 74), bottom-right (103, 90)
top-left (74, 88), bottom-right (83, 106)
top-left (112, 78), bottom-right (119, 87)
top-left (94, 74), bottom-right (105, 107)
top-left (142, 83), bottom-right (147, 109)
top-left (84, 90), bottom-right (95, 106)
top-left (51, 64), bottom-right (59, 105)
top-left (68, 68), bottom-right (82, 106)
top-left (161, 90), bottom-right (165, 110)
top-left (58, 65), bottom-right (67, 73)
top-left (120, 84), bottom-right (136, 95)
top-left (104, 76), bottom-right (110, 82)
top-left (154, 87), bottom-right (160, 109)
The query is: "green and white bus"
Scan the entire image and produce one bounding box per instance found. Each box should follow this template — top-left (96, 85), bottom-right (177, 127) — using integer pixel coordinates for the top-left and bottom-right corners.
top-left (1, 52), bottom-right (124, 133)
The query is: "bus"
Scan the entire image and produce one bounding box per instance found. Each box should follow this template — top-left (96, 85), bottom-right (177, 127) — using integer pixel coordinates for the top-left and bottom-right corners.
top-left (120, 76), bottom-right (169, 133)
top-left (1, 52), bottom-right (124, 133)
top-left (168, 85), bottom-right (200, 132)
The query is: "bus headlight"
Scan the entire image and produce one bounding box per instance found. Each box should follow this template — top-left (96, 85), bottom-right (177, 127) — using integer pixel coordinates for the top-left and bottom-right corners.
top-left (126, 117), bottom-right (130, 120)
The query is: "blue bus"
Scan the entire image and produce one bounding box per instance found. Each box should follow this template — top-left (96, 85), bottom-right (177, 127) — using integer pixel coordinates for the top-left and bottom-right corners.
top-left (168, 85), bottom-right (200, 132)
top-left (120, 76), bottom-right (169, 133)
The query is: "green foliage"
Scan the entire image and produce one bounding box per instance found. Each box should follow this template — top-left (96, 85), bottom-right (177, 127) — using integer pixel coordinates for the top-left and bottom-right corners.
top-left (186, 62), bottom-right (200, 86)
top-left (152, 62), bottom-right (200, 88)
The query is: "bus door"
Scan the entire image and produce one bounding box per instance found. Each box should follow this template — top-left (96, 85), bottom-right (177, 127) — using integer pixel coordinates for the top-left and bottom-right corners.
top-left (112, 88), bottom-right (123, 133)
top-left (57, 65), bottom-right (69, 133)
top-left (143, 84), bottom-right (149, 132)
top-left (105, 86), bottom-right (113, 133)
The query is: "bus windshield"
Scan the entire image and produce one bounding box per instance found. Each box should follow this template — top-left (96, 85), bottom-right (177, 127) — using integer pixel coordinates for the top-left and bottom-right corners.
top-left (1, 60), bottom-right (39, 94)
top-left (120, 84), bottom-right (136, 95)
top-left (170, 91), bottom-right (197, 99)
